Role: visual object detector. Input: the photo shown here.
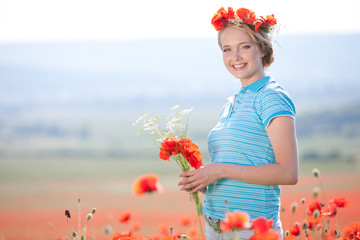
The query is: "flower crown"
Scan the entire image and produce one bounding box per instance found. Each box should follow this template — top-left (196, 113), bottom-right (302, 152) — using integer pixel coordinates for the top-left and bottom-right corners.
top-left (211, 7), bottom-right (277, 33)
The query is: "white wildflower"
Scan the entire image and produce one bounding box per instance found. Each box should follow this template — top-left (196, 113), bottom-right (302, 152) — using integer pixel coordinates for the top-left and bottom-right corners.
top-left (133, 105), bottom-right (194, 147)
top-left (180, 108), bottom-right (193, 116)
top-left (171, 105), bottom-right (180, 111)
top-left (133, 114), bottom-right (148, 126)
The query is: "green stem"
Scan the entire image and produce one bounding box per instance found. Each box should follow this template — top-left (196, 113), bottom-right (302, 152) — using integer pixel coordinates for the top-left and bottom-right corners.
top-left (192, 192), bottom-right (203, 216)
top-left (66, 217), bottom-right (70, 240)
top-left (78, 199), bottom-right (81, 240)
top-left (197, 215), bottom-right (205, 240)
top-left (318, 178), bottom-right (327, 205)
top-left (90, 216), bottom-right (93, 240)
top-left (146, 193), bottom-right (153, 237)
top-left (335, 210), bottom-right (341, 235)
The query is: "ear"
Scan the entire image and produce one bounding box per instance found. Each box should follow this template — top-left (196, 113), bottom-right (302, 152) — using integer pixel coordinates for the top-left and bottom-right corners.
top-left (261, 50), bottom-right (266, 58)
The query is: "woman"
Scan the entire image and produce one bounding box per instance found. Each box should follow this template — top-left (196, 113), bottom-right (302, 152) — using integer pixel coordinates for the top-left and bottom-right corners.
top-left (177, 7), bottom-right (298, 240)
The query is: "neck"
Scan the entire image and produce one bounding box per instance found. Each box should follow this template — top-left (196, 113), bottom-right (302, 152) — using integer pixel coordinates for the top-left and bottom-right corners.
top-left (240, 72), bottom-right (266, 87)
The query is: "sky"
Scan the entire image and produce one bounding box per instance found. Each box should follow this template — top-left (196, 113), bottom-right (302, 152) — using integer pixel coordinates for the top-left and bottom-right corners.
top-left (0, 0), bottom-right (360, 43)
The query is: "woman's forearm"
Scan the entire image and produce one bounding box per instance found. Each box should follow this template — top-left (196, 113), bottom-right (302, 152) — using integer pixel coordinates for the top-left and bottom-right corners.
top-left (216, 161), bottom-right (298, 186)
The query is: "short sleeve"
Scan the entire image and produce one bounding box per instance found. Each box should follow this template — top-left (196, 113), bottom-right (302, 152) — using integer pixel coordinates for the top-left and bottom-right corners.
top-left (259, 88), bottom-right (296, 129)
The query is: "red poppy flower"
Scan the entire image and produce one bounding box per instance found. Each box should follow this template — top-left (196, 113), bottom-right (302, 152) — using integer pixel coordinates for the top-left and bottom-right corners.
top-left (289, 223), bottom-right (300, 236)
top-left (118, 211), bottom-right (131, 223)
top-left (159, 136), bottom-right (178, 161)
top-left (330, 197), bottom-right (349, 208)
top-left (113, 231), bottom-right (151, 240)
top-left (307, 200), bottom-right (323, 216)
top-left (178, 138), bottom-right (203, 169)
top-left (129, 221), bottom-right (141, 231)
top-left (159, 223), bottom-right (170, 235)
top-left (236, 8), bottom-right (257, 24)
top-left (221, 211), bottom-right (251, 232)
top-left (264, 14), bottom-right (277, 25)
top-left (341, 222), bottom-right (360, 240)
top-left (303, 216), bottom-right (321, 230)
top-left (322, 203), bottom-right (337, 217)
top-left (187, 227), bottom-right (198, 238)
top-left (160, 236), bottom-right (177, 240)
top-left (256, 14), bottom-right (277, 33)
top-left (249, 217), bottom-right (279, 240)
top-left (112, 231), bottom-right (134, 240)
top-left (254, 21), bottom-right (263, 33)
top-left (211, 7), bottom-right (236, 31)
top-left (132, 173), bottom-right (163, 195)
top-left (187, 150), bottom-right (202, 169)
top-left (180, 216), bottom-right (192, 226)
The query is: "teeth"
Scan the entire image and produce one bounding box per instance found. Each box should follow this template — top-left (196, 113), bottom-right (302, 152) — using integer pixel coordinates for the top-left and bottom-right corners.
top-left (234, 64), bottom-right (245, 69)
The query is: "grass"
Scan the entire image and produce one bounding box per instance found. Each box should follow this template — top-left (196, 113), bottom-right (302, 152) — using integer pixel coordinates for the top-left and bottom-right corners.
top-left (1, 156), bottom-right (358, 183)
top-left (0, 157), bottom-right (181, 182)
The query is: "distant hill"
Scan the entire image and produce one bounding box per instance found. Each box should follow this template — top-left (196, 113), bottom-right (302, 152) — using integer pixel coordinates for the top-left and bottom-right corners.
top-left (1, 34), bottom-right (360, 113)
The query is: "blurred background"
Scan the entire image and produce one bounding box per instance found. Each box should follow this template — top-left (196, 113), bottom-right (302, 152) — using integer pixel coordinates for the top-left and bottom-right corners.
top-left (0, 0), bottom-right (360, 239)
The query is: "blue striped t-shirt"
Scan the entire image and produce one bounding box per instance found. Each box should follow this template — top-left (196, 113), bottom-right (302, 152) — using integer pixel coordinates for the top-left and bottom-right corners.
top-left (203, 76), bottom-right (296, 223)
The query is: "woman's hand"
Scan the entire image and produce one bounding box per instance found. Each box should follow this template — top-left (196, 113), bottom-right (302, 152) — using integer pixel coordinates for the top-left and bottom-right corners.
top-left (177, 163), bottom-right (222, 194)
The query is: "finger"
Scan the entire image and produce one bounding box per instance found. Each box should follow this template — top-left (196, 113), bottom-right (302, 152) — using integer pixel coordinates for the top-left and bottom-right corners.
top-left (181, 180), bottom-right (200, 191)
top-left (189, 184), bottom-right (202, 194)
top-left (179, 170), bottom-right (195, 177)
top-left (177, 175), bottom-right (191, 186)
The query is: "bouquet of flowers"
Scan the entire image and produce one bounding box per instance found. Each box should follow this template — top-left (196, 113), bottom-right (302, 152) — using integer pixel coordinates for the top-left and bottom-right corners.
top-left (133, 105), bottom-right (203, 217)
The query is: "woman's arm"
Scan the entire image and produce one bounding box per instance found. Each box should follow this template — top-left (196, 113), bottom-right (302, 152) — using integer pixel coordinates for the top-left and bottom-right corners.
top-left (177, 116), bottom-right (298, 194)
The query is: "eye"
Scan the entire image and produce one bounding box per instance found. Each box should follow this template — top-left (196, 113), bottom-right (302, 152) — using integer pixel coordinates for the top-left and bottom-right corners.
top-left (222, 48), bottom-right (231, 53)
top-left (242, 45), bottom-right (251, 49)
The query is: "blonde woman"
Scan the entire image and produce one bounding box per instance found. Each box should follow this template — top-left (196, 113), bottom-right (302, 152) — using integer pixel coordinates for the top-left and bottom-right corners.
top-left (178, 7), bottom-right (298, 240)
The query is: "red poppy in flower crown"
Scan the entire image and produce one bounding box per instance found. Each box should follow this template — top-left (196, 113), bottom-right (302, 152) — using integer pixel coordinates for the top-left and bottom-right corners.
top-left (211, 7), bottom-right (277, 33)
top-left (132, 173), bottom-right (163, 195)
top-left (264, 14), bottom-right (277, 25)
top-left (256, 14), bottom-right (277, 33)
top-left (236, 8), bottom-right (257, 23)
top-left (249, 217), bottom-right (280, 240)
top-left (221, 211), bottom-right (251, 231)
top-left (330, 197), bottom-right (349, 208)
top-left (211, 7), bottom-right (236, 31)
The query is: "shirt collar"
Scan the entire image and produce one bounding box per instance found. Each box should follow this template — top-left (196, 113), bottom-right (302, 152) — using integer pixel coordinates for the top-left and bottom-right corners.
top-left (239, 76), bottom-right (271, 93)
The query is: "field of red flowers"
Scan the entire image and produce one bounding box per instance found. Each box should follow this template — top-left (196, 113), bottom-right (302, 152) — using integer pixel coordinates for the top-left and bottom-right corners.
top-left (0, 170), bottom-right (359, 240)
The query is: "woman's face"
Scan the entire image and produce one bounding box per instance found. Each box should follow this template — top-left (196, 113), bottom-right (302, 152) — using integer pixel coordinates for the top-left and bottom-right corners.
top-left (220, 26), bottom-right (265, 86)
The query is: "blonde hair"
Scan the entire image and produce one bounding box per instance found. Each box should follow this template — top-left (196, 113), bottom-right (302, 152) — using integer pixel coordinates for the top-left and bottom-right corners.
top-left (218, 22), bottom-right (274, 67)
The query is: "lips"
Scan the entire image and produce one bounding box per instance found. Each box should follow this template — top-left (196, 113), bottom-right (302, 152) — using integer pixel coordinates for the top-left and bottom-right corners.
top-left (233, 64), bottom-right (246, 70)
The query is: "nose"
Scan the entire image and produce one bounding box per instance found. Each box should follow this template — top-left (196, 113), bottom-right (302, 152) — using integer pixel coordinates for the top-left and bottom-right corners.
top-left (233, 49), bottom-right (241, 61)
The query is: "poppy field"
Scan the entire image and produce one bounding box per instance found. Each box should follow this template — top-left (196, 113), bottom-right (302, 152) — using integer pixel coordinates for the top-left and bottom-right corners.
top-left (0, 158), bottom-right (359, 240)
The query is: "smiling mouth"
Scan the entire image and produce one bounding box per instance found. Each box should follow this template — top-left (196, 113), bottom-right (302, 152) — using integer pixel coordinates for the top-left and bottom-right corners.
top-left (233, 64), bottom-right (246, 70)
